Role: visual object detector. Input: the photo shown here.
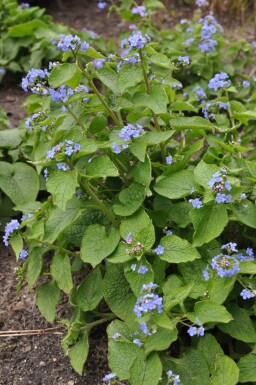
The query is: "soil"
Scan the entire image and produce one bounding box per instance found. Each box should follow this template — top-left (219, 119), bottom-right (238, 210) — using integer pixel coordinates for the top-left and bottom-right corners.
top-left (0, 1), bottom-right (255, 384)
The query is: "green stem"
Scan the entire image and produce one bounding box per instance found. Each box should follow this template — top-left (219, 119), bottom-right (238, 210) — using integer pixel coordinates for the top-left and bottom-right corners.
top-left (66, 104), bottom-right (87, 132)
top-left (82, 313), bottom-right (116, 331)
top-left (28, 238), bottom-right (78, 257)
top-left (81, 179), bottom-right (118, 227)
top-left (77, 61), bottom-right (120, 125)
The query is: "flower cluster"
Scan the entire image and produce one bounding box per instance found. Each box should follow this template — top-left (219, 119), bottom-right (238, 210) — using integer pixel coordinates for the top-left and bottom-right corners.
top-left (121, 32), bottom-right (151, 50)
top-left (208, 169), bottom-right (232, 203)
top-left (49, 84), bottom-right (89, 107)
top-left (3, 219), bottom-right (20, 246)
top-left (240, 288), bottom-right (256, 300)
top-left (18, 2), bottom-right (30, 9)
top-left (193, 86), bottom-right (207, 101)
top-left (131, 5), bottom-right (147, 17)
top-left (46, 140), bottom-right (80, 160)
top-left (166, 370), bottom-right (181, 385)
top-left (21, 68), bottom-right (49, 93)
top-left (134, 283), bottom-right (163, 317)
top-left (57, 34), bottom-right (89, 53)
top-left (126, 242), bottom-right (145, 257)
top-left (208, 72), bottom-right (231, 92)
top-left (204, 243), bottom-right (254, 280)
top-left (189, 198), bottom-right (202, 209)
top-left (25, 112), bottom-right (46, 131)
top-left (198, 15), bottom-right (222, 53)
top-left (187, 319), bottom-right (205, 337)
top-left (112, 123), bottom-right (144, 154)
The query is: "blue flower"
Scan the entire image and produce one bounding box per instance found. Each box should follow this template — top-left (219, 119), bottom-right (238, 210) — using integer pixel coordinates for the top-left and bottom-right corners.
top-left (166, 370), bottom-right (181, 385)
top-left (57, 34), bottom-right (81, 52)
top-left (133, 338), bottom-right (143, 347)
top-left (240, 289), bottom-right (252, 300)
top-left (112, 143), bottom-right (121, 154)
top-left (154, 245), bottom-right (164, 255)
top-left (102, 373), bottom-right (116, 384)
top-left (3, 219), bottom-right (20, 246)
top-left (19, 249), bottom-right (28, 261)
top-left (178, 55), bottom-right (190, 65)
top-left (211, 254), bottom-right (240, 277)
top-left (112, 333), bottom-right (121, 339)
top-left (193, 86), bottom-right (207, 101)
top-left (140, 322), bottom-right (151, 336)
top-left (131, 5), bottom-right (147, 17)
top-left (166, 155), bottom-right (174, 164)
top-left (131, 264), bottom-right (137, 271)
top-left (134, 293), bottom-right (163, 317)
top-left (208, 72), bottom-right (231, 91)
top-left (138, 266), bottom-right (149, 274)
top-left (189, 198), bottom-right (202, 209)
top-left (221, 242), bottom-right (238, 253)
top-left (98, 1), bottom-right (107, 9)
top-left (242, 80), bottom-right (250, 88)
top-left (203, 266), bottom-right (210, 281)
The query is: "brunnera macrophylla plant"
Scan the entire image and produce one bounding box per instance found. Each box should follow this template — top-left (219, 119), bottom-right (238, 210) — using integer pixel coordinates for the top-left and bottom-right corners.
top-left (2, 2), bottom-right (256, 385)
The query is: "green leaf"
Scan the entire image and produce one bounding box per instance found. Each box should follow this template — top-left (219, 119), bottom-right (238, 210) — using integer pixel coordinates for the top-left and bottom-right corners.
top-left (191, 201), bottom-right (228, 247)
top-left (170, 116), bottom-right (215, 131)
top-left (239, 261), bottom-right (256, 274)
top-left (238, 353), bottom-right (256, 382)
top-left (171, 101), bottom-right (198, 112)
top-left (27, 247), bottom-right (44, 289)
top-left (50, 252), bottom-right (73, 294)
top-left (9, 19), bottom-right (47, 37)
top-left (88, 115), bottom-right (107, 134)
top-left (117, 64), bottom-right (143, 93)
top-left (141, 131), bottom-right (175, 145)
top-left (129, 352), bottom-right (162, 385)
top-left (168, 202), bottom-right (192, 228)
top-left (84, 46), bottom-right (105, 58)
top-left (113, 182), bottom-right (146, 216)
top-left (218, 303), bottom-right (256, 343)
top-left (44, 198), bottom-right (81, 243)
top-left (97, 66), bottom-right (119, 94)
top-left (0, 128), bottom-right (22, 148)
top-left (207, 276), bottom-right (236, 304)
top-left (9, 233), bottom-right (23, 261)
top-left (194, 160), bottom-right (220, 188)
top-left (164, 283), bottom-right (194, 311)
top-left (47, 170), bottom-right (78, 211)
top-left (85, 155), bottom-right (119, 178)
top-left (80, 224), bottom-right (120, 267)
top-left (107, 321), bottom-right (142, 380)
top-left (179, 259), bottom-right (207, 299)
top-left (149, 53), bottom-right (175, 68)
top-left (133, 84), bottom-right (168, 114)
top-left (120, 208), bottom-right (155, 249)
top-left (68, 332), bottom-right (89, 375)
top-left (48, 63), bottom-right (81, 88)
top-left (103, 264), bottom-right (136, 322)
top-left (107, 242), bottom-right (134, 264)
top-left (165, 349), bottom-right (210, 385)
top-left (154, 170), bottom-right (194, 199)
top-left (75, 267), bottom-right (103, 311)
top-left (210, 355), bottom-right (239, 385)
top-left (231, 200), bottom-right (256, 229)
top-left (36, 280), bottom-right (60, 322)
top-left (159, 234), bottom-right (200, 263)
top-left (129, 138), bottom-right (147, 161)
top-left (187, 300), bottom-right (233, 324)
top-left (124, 258), bottom-right (154, 296)
top-left (197, 335), bottom-right (224, 374)
top-left (233, 109), bottom-right (256, 123)
top-left (0, 162), bottom-right (39, 205)
top-left (130, 154), bottom-right (152, 187)
top-left (144, 326), bottom-right (178, 355)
